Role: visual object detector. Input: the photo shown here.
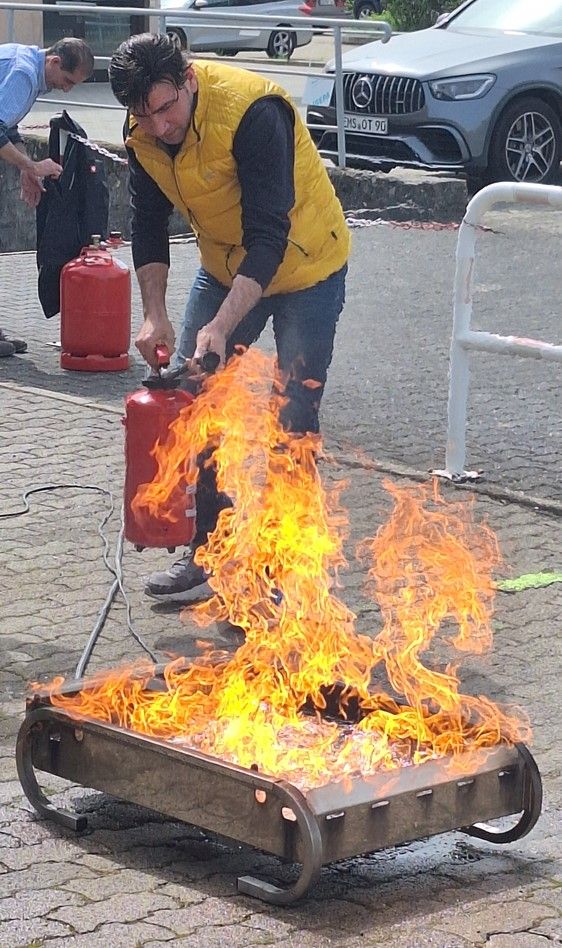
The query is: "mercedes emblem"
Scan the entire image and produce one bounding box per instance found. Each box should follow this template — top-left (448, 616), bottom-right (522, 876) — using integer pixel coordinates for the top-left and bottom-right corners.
top-left (351, 75), bottom-right (374, 110)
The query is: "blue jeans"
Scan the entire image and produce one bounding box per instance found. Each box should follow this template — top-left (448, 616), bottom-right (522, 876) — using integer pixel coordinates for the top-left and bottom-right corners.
top-left (175, 264), bottom-right (347, 434)
top-left (175, 264), bottom-right (347, 543)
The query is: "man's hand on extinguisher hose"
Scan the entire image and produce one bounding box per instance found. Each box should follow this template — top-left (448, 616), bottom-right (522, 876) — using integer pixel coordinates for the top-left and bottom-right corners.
top-left (194, 274), bottom-right (263, 365)
top-left (135, 314), bottom-right (176, 370)
top-left (194, 322), bottom-right (228, 366)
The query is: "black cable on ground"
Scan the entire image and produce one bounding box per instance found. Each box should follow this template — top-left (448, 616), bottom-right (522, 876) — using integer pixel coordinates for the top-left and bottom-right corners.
top-left (1, 484), bottom-right (159, 674)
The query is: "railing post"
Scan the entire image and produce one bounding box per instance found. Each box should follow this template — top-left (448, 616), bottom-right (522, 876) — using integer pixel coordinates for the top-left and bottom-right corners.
top-left (445, 218), bottom-right (478, 480)
top-left (436, 181), bottom-right (562, 483)
top-left (333, 24), bottom-right (346, 170)
top-left (6, 8), bottom-right (14, 40)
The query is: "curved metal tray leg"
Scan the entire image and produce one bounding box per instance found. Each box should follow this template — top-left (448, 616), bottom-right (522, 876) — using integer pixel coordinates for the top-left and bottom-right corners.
top-left (16, 709), bottom-right (88, 833)
top-left (462, 743), bottom-right (542, 844)
top-left (237, 781), bottom-right (323, 905)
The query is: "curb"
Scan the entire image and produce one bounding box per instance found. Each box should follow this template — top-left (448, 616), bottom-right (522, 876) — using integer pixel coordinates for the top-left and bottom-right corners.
top-left (329, 166), bottom-right (467, 222)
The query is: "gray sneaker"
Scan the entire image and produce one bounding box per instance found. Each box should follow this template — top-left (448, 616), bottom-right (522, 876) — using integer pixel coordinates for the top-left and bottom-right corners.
top-left (145, 548), bottom-right (212, 603)
top-left (0, 339), bottom-right (15, 358)
top-left (0, 330), bottom-right (26, 354)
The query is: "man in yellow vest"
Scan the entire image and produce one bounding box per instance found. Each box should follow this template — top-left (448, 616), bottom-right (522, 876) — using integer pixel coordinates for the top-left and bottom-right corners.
top-left (109, 32), bottom-right (350, 603)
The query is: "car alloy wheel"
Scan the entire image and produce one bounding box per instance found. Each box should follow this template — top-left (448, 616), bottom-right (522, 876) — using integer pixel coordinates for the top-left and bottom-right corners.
top-left (355, 0), bottom-right (382, 18)
top-left (267, 28), bottom-right (296, 59)
top-left (490, 96), bottom-right (562, 185)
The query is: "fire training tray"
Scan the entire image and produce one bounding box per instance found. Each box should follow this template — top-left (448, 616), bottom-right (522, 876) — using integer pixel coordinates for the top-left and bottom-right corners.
top-left (17, 686), bottom-right (542, 905)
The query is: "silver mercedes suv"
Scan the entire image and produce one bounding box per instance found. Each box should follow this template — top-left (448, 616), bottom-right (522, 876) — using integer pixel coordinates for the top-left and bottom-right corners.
top-left (306, 0), bottom-right (562, 183)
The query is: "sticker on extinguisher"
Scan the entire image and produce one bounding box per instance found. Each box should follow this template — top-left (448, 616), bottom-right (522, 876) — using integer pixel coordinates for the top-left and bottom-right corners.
top-left (185, 483), bottom-right (197, 518)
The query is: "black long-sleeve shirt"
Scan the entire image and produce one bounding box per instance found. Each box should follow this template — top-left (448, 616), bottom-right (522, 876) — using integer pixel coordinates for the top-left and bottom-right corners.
top-left (126, 95), bottom-right (296, 291)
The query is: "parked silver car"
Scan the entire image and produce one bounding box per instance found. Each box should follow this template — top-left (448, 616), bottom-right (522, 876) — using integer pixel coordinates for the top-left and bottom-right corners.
top-left (163, 0), bottom-right (322, 59)
top-left (306, 0), bottom-right (562, 183)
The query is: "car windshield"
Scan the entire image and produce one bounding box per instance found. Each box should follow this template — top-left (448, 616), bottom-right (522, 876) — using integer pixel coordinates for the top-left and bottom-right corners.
top-left (446, 0), bottom-right (562, 35)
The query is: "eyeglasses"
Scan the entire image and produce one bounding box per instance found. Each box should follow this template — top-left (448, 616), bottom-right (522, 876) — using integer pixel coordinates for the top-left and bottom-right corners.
top-left (132, 86), bottom-right (184, 124)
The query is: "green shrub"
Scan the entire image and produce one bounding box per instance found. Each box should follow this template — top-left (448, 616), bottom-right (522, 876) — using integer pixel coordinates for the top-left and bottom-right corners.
top-left (369, 0), bottom-right (461, 32)
top-left (369, 10), bottom-right (400, 30)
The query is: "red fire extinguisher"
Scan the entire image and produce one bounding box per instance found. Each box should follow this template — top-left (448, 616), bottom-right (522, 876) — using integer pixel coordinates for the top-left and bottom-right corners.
top-left (60, 235), bottom-right (131, 372)
top-left (122, 347), bottom-right (220, 552)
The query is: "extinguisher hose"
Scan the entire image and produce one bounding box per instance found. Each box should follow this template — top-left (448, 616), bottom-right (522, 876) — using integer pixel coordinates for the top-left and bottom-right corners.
top-left (0, 484), bottom-right (159, 677)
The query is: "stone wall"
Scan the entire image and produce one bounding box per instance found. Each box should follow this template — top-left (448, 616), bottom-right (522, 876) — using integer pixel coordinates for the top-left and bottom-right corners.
top-left (0, 134), bottom-right (467, 253)
top-left (0, 136), bottom-right (188, 253)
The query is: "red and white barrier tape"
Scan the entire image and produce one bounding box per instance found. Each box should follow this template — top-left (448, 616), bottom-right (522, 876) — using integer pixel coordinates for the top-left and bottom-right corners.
top-left (345, 214), bottom-right (500, 234)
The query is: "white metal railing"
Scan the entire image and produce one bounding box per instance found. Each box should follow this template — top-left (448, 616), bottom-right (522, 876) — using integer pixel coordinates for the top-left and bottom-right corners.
top-left (0, 0), bottom-right (392, 169)
top-left (437, 181), bottom-right (562, 482)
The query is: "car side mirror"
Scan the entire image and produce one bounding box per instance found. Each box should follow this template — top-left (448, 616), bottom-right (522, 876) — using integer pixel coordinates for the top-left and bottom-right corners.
top-left (193, 0), bottom-right (208, 7)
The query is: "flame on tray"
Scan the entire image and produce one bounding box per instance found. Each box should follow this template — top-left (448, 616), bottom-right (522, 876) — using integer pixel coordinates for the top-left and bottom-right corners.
top-left (40, 349), bottom-right (529, 789)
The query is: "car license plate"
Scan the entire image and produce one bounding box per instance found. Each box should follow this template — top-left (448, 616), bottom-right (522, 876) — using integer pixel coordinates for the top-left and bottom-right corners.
top-left (344, 114), bottom-right (388, 134)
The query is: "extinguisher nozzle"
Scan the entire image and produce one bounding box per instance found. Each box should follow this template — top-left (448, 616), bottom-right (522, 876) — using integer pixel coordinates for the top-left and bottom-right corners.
top-left (199, 351), bottom-right (220, 374)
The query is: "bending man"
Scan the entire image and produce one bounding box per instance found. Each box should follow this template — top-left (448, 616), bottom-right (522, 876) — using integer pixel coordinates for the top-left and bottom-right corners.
top-left (109, 33), bottom-right (350, 603)
top-left (0, 36), bottom-right (94, 356)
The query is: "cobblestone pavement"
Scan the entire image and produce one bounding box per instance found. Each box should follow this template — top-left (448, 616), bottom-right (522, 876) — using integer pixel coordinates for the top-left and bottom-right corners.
top-left (0, 216), bottom-right (561, 946)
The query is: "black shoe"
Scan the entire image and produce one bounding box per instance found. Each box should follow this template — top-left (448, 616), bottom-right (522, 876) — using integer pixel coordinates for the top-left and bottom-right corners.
top-left (0, 329), bottom-right (26, 354)
top-left (144, 547), bottom-right (212, 603)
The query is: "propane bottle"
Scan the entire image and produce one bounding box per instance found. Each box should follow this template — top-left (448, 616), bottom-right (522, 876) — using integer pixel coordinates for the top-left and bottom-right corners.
top-left (123, 347), bottom-right (197, 552)
top-left (60, 235), bottom-right (131, 372)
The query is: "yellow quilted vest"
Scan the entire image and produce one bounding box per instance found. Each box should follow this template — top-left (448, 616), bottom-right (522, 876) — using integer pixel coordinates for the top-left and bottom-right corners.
top-left (126, 60), bottom-right (350, 295)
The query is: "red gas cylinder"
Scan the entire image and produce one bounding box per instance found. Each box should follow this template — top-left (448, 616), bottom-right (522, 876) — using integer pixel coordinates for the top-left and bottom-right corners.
top-left (60, 236), bottom-right (131, 372)
top-left (123, 353), bottom-right (196, 552)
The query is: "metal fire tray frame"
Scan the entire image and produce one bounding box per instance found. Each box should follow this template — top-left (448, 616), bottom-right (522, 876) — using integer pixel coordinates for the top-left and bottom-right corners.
top-left (17, 687), bottom-right (542, 905)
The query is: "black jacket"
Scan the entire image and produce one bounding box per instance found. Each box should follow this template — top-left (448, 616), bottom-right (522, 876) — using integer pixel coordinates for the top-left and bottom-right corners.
top-left (36, 111), bottom-right (109, 318)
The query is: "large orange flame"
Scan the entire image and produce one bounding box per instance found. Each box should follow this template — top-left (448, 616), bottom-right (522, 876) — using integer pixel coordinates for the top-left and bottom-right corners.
top-left (42, 350), bottom-right (529, 789)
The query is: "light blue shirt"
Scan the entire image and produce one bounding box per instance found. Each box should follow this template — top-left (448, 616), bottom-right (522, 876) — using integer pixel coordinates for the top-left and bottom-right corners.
top-left (0, 43), bottom-right (47, 147)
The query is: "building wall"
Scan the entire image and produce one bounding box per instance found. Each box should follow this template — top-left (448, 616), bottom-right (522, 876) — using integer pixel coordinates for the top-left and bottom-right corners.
top-left (0, 1), bottom-right (43, 45)
top-left (0, 0), bottom-right (158, 51)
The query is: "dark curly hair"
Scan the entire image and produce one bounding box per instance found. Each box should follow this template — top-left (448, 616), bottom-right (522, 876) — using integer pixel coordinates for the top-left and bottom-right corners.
top-left (109, 33), bottom-right (188, 112)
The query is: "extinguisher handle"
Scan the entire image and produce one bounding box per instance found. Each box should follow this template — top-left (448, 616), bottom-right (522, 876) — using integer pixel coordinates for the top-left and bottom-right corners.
top-left (155, 345), bottom-right (170, 368)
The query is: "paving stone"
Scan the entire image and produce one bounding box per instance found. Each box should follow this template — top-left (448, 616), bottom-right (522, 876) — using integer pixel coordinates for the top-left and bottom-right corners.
top-left (432, 900), bottom-right (560, 943)
top-left (0, 835), bottom-right (98, 871)
top-left (273, 934), bottom-right (381, 948)
top-left (49, 891), bottom-right (178, 932)
top-left (487, 936), bottom-right (558, 948)
top-left (34, 921), bottom-right (177, 947)
top-left (0, 783), bottom-right (32, 806)
top-left (149, 896), bottom-right (256, 935)
top-left (0, 915), bottom-right (74, 947)
top-left (532, 917), bottom-right (562, 941)
top-left (61, 867), bottom-right (172, 901)
top-left (1, 862), bottom-right (97, 894)
top-left (0, 887), bottom-right (84, 922)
